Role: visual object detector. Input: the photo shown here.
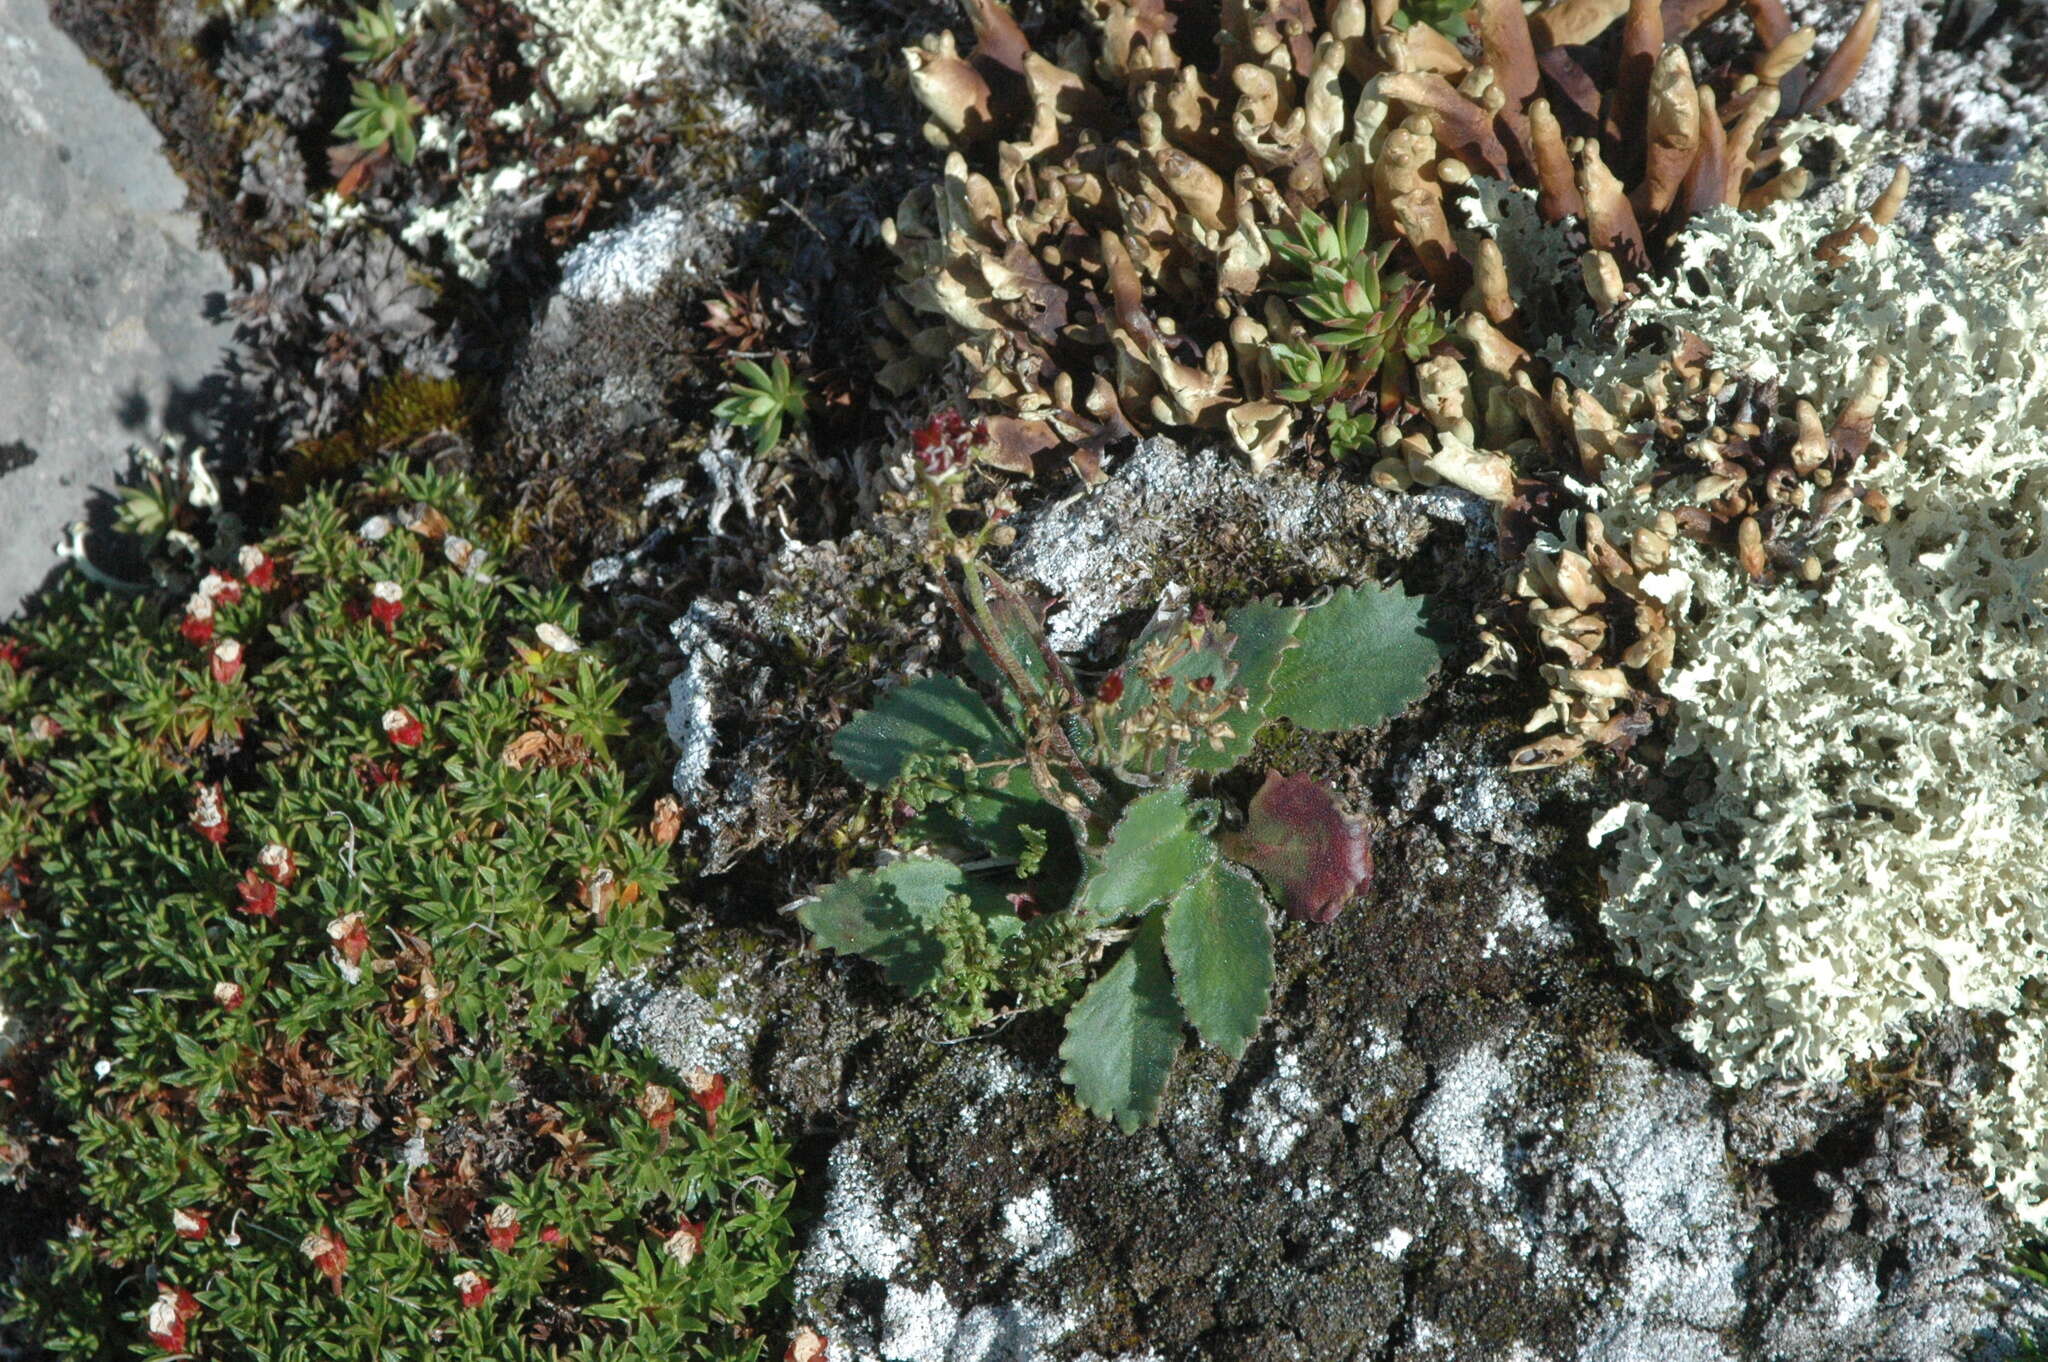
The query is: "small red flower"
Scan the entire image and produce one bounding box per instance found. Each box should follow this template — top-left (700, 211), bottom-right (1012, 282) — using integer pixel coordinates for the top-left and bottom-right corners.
top-left (539, 1225), bottom-right (564, 1246)
top-left (146, 1284), bottom-right (200, 1351)
top-left (381, 707), bottom-right (423, 749)
top-left (369, 581), bottom-right (404, 632)
top-left (638, 1082), bottom-right (677, 1134)
top-left (301, 1227), bottom-right (348, 1293)
top-left (1097, 671), bottom-right (1125, 704)
top-left (235, 869), bottom-right (278, 918)
top-left (238, 545), bottom-right (276, 591)
top-left (180, 594), bottom-right (216, 648)
top-left (910, 408), bottom-right (984, 480)
top-left (191, 785), bottom-right (230, 846)
top-left (663, 1220), bottom-right (706, 1267)
top-left (486, 1204), bottom-right (520, 1252)
top-left (454, 1269), bottom-right (493, 1309)
top-left (173, 1207), bottom-right (210, 1240)
top-left (685, 1069), bottom-right (727, 1131)
top-left (212, 980), bottom-right (246, 1010)
top-left (0, 638), bottom-right (24, 671)
top-left (258, 842), bottom-right (298, 888)
top-left (199, 571), bottom-right (243, 606)
top-left (360, 758), bottom-right (404, 788)
top-left (210, 638), bottom-right (245, 685)
top-left (327, 913), bottom-right (369, 970)
top-left (786, 1327), bottom-right (830, 1362)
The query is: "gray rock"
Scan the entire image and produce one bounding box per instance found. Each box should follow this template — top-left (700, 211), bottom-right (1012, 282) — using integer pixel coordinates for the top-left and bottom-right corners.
top-left (0, 0), bottom-right (232, 618)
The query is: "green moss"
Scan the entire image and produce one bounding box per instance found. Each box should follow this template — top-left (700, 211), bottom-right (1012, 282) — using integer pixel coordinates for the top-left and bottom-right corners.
top-left (282, 374), bottom-right (477, 499)
top-left (0, 464), bottom-right (797, 1358)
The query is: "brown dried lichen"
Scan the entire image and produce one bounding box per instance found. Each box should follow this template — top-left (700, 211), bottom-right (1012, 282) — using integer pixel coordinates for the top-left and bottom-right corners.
top-left (878, 0), bottom-right (1873, 476)
top-left (1485, 340), bottom-right (1895, 768)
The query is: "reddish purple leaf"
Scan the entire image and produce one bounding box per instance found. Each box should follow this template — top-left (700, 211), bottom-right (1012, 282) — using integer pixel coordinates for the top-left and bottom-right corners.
top-left (1220, 770), bottom-right (1372, 924)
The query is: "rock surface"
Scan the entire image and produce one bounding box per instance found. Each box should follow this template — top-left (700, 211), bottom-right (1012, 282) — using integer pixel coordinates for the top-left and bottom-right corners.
top-left (0, 0), bottom-right (232, 618)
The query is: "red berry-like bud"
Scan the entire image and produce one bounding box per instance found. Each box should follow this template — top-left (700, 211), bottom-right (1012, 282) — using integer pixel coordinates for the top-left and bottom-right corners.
top-left (455, 1270), bottom-right (492, 1309)
top-left (147, 1284), bottom-right (200, 1351)
top-left (235, 869), bottom-right (278, 918)
top-left (213, 980), bottom-right (246, 1010)
top-left (638, 1082), bottom-right (677, 1133)
top-left (210, 638), bottom-right (245, 685)
top-left (180, 594), bottom-right (216, 648)
top-left (327, 913), bottom-right (369, 970)
top-left (381, 707), bottom-right (424, 749)
top-left (258, 842), bottom-right (298, 888)
top-left (540, 1226), bottom-right (564, 1246)
top-left (1097, 672), bottom-right (1125, 704)
top-left (301, 1228), bottom-right (348, 1293)
top-left (664, 1221), bottom-right (706, 1267)
top-left (486, 1204), bottom-right (519, 1252)
top-left (369, 581), bottom-right (404, 632)
top-left (684, 1069), bottom-right (727, 1130)
top-left (173, 1207), bottom-right (210, 1240)
top-left (199, 571), bottom-right (243, 606)
top-left (0, 639), bottom-right (25, 671)
top-left (191, 785), bottom-right (230, 846)
top-left (238, 545), bottom-right (276, 591)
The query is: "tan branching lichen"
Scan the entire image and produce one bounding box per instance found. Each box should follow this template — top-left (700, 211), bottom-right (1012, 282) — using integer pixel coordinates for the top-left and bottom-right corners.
top-left (878, 0), bottom-right (1873, 476)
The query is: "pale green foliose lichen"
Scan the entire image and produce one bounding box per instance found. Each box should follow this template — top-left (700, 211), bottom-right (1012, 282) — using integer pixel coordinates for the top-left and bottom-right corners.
top-left (1568, 144), bottom-right (2048, 1222)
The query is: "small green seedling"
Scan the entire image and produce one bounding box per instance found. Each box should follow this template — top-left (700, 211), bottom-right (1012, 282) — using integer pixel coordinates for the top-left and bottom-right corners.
top-left (713, 356), bottom-right (810, 455)
top-left (800, 541), bottom-right (1443, 1130)
top-left (336, 79), bottom-right (427, 164)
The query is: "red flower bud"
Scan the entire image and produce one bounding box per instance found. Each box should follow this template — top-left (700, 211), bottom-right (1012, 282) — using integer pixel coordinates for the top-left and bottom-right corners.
top-left (786, 1327), bottom-right (829, 1362)
top-left (301, 1228), bottom-right (348, 1293)
top-left (663, 1220), bottom-right (706, 1267)
top-left (258, 842), bottom-right (298, 888)
top-left (238, 545), bottom-right (276, 591)
top-left (28, 714), bottom-right (61, 742)
top-left (180, 597), bottom-right (215, 648)
top-left (235, 869), bottom-right (278, 918)
top-left (540, 1226), bottom-right (564, 1246)
top-left (486, 1204), bottom-right (519, 1252)
top-left (1097, 672), bottom-right (1125, 704)
top-left (147, 1284), bottom-right (200, 1351)
top-left (191, 785), bottom-right (230, 846)
top-left (638, 1082), bottom-right (677, 1133)
top-left (369, 581), bottom-right (404, 632)
top-left (684, 1069), bottom-right (727, 1130)
top-left (212, 981), bottom-right (246, 1010)
top-left (210, 638), bottom-right (245, 685)
top-left (326, 913), bottom-right (369, 970)
top-left (199, 571), bottom-right (243, 606)
top-left (381, 707), bottom-right (423, 749)
top-left (173, 1207), bottom-right (210, 1240)
top-left (454, 1270), bottom-right (492, 1309)
top-left (0, 639), bottom-right (24, 671)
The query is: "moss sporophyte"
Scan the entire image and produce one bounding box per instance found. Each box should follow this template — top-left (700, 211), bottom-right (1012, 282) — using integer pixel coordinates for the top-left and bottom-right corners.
top-left (0, 464), bottom-right (800, 1358)
top-left (796, 423), bottom-right (1446, 1131)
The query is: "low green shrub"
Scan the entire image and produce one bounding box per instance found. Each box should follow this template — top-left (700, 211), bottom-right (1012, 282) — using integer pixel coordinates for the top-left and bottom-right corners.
top-left (799, 445), bottom-right (1445, 1131)
top-left (0, 465), bottom-right (795, 1359)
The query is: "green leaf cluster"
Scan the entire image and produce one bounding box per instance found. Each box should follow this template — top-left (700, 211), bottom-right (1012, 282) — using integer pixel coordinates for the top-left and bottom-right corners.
top-left (800, 575), bottom-right (1443, 1131)
top-left (0, 465), bottom-right (797, 1358)
top-left (712, 358), bottom-right (809, 456)
top-left (337, 79), bottom-right (427, 164)
top-left (1264, 205), bottom-right (1449, 455)
top-left (340, 1), bottom-right (406, 66)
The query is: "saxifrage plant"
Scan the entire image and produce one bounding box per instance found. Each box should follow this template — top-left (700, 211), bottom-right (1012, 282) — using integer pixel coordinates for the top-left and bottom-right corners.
top-left (797, 421), bottom-right (1444, 1130)
top-left (0, 465), bottom-right (797, 1358)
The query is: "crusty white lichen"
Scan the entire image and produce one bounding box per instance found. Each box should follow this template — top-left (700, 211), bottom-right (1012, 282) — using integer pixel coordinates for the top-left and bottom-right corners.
top-left (1567, 144), bottom-right (2048, 1219)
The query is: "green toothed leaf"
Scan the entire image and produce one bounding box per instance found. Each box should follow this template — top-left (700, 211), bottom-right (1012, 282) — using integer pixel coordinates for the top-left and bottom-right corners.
top-left (1059, 911), bottom-right (1183, 1132)
top-left (1163, 862), bottom-right (1274, 1061)
top-left (1264, 583), bottom-right (1441, 732)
